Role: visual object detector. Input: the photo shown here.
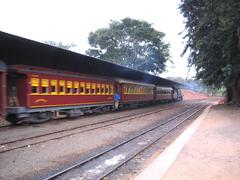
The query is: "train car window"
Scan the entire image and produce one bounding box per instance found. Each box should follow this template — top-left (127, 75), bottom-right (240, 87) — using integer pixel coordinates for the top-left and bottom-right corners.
top-left (106, 84), bottom-right (109, 94)
top-left (131, 87), bottom-right (134, 94)
top-left (101, 84), bottom-right (105, 94)
top-left (97, 84), bottom-right (101, 94)
top-left (59, 80), bottom-right (65, 94)
top-left (66, 81), bottom-right (72, 94)
top-left (80, 82), bottom-right (85, 94)
top-left (110, 85), bottom-right (113, 95)
top-left (51, 80), bottom-right (57, 94)
top-left (91, 83), bottom-right (96, 94)
top-left (42, 87), bottom-right (48, 94)
top-left (73, 81), bottom-right (79, 94)
top-left (86, 83), bottom-right (90, 94)
top-left (31, 78), bottom-right (39, 94)
top-left (123, 86), bottom-right (126, 94)
top-left (41, 79), bottom-right (49, 94)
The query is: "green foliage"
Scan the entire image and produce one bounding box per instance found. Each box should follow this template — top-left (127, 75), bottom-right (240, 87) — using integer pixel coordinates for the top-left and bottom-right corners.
top-left (44, 41), bottom-right (76, 50)
top-left (86, 18), bottom-right (170, 74)
top-left (180, 0), bottom-right (240, 103)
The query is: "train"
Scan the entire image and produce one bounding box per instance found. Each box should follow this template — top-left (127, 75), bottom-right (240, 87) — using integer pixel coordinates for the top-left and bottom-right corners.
top-left (0, 62), bottom-right (182, 124)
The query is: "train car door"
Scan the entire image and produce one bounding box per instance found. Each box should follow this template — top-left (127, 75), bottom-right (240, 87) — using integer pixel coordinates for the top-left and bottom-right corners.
top-left (0, 61), bottom-right (7, 117)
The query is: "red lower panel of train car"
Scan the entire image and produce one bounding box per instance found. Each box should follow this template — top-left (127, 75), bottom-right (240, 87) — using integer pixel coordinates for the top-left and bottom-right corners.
top-left (121, 94), bottom-right (154, 103)
top-left (155, 94), bottom-right (172, 101)
top-left (29, 95), bottom-right (113, 108)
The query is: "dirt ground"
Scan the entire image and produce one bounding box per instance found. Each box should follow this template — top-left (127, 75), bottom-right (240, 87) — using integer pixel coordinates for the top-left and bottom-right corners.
top-left (0, 102), bottom-right (192, 179)
top-left (181, 89), bottom-right (209, 100)
top-left (0, 117), bottom-right (10, 126)
top-left (157, 104), bottom-right (240, 180)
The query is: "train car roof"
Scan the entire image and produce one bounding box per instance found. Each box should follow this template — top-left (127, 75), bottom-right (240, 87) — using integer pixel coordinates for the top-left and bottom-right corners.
top-left (115, 78), bottom-right (155, 87)
top-left (8, 64), bottom-right (115, 82)
top-left (156, 86), bottom-right (173, 90)
top-left (0, 31), bottom-right (182, 88)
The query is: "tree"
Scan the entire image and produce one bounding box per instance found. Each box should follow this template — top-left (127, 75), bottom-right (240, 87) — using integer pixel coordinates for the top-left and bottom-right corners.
top-left (86, 18), bottom-right (170, 74)
top-left (44, 41), bottom-right (76, 50)
top-left (180, 0), bottom-right (240, 104)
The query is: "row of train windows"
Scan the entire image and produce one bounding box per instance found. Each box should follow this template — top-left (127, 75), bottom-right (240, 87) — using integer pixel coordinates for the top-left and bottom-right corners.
top-left (31, 78), bottom-right (114, 95)
top-left (123, 86), bottom-right (153, 94)
top-left (156, 90), bottom-right (172, 95)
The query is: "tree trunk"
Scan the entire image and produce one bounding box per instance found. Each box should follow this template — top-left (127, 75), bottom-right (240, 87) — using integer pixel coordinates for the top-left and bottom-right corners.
top-left (231, 78), bottom-right (240, 105)
top-left (227, 86), bottom-right (233, 103)
top-left (232, 86), bottom-right (237, 104)
top-left (236, 78), bottom-right (240, 106)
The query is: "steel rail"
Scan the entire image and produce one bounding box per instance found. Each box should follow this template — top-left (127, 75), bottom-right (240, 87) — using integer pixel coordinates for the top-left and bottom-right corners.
top-left (42, 104), bottom-right (203, 180)
top-left (97, 104), bottom-right (207, 180)
top-left (0, 104), bottom-right (186, 154)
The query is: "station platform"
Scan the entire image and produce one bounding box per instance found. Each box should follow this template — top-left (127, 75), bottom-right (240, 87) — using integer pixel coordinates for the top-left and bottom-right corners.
top-left (135, 104), bottom-right (240, 180)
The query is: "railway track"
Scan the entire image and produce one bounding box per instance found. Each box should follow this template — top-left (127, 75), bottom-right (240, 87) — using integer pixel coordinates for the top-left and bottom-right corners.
top-left (41, 104), bottom-right (207, 180)
top-left (0, 125), bottom-right (11, 129)
top-left (0, 103), bottom-right (189, 154)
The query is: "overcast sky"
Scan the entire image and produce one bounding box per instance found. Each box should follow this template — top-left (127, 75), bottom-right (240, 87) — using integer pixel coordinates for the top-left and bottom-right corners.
top-left (0, 0), bottom-right (195, 79)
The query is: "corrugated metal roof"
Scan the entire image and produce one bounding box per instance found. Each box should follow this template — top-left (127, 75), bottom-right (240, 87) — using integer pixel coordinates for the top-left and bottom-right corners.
top-left (0, 31), bottom-right (182, 87)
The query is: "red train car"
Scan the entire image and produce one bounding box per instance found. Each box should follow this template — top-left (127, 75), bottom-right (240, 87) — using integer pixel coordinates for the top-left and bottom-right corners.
top-left (1, 64), bottom-right (182, 124)
top-left (116, 79), bottom-right (155, 107)
top-left (155, 86), bottom-right (173, 101)
top-left (6, 65), bottom-right (115, 123)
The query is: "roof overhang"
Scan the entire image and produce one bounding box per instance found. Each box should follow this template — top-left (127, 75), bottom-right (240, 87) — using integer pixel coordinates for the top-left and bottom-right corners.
top-left (0, 31), bottom-right (183, 87)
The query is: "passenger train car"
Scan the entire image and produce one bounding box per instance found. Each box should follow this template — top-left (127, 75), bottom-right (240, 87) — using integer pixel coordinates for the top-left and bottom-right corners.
top-left (0, 63), bottom-right (182, 124)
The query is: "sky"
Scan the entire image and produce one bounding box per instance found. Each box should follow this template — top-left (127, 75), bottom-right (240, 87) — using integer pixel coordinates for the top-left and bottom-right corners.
top-left (0, 0), bottom-right (195, 79)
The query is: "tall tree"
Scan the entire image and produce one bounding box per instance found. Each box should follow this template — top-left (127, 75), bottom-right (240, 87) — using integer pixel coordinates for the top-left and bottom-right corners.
top-left (180, 0), bottom-right (240, 104)
top-left (86, 18), bottom-right (170, 74)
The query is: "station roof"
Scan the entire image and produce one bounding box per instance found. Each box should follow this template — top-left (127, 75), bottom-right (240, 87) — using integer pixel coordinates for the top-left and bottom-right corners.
top-left (0, 31), bottom-right (182, 87)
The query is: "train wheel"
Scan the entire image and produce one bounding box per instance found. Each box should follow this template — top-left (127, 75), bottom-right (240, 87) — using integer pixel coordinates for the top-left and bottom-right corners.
top-left (6, 114), bottom-right (22, 125)
top-left (29, 112), bottom-right (53, 123)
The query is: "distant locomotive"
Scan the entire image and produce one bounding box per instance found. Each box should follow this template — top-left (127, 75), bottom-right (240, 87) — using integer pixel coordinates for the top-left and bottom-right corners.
top-left (0, 63), bottom-right (182, 124)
